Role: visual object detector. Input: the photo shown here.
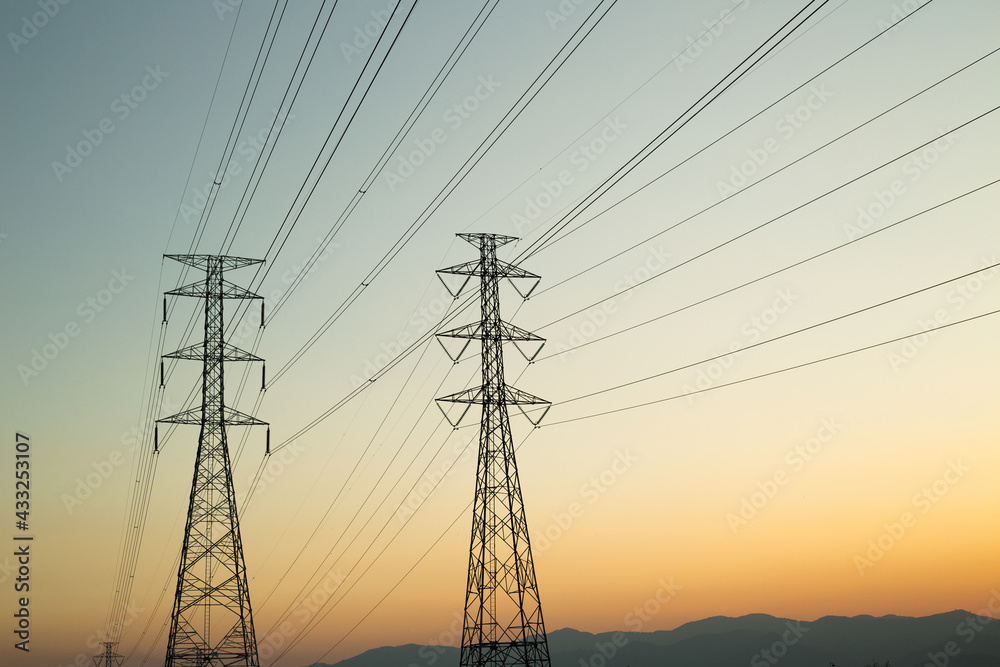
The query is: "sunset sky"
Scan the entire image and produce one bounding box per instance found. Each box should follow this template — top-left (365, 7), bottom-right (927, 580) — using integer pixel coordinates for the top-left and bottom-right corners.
top-left (1, 0), bottom-right (999, 665)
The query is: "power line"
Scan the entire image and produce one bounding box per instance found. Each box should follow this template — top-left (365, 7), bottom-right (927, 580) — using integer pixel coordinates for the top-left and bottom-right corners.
top-left (534, 177), bottom-right (1000, 361)
top-left (534, 0), bottom-right (970, 296)
top-left (456, 0), bottom-right (806, 232)
top-left (255, 318), bottom-right (453, 637)
top-left (519, 0), bottom-right (920, 263)
top-left (213, 0), bottom-right (423, 355)
top-left (264, 0), bottom-right (622, 387)
top-left (544, 308), bottom-right (1000, 427)
top-left (554, 260), bottom-right (1000, 408)
top-left (265, 0), bottom-right (504, 325)
top-left (107, 1), bottom-right (303, 637)
top-left (532, 109), bottom-right (998, 331)
top-left (227, 11), bottom-right (968, 636)
top-left (518, 0), bottom-right (833, 260)
top-left (273, 427), bottom-right (537, 665)
top-left (254, 0), bottom-right (833, 479)
top-left (104, 0), bottom-right (256, 636)
top-left (109, 1), bottom-right (995, 660)
top-left (193, 0), bottom-right (290, 255)
top-left (257, 0), bottom-right (947, 456)
top-left (108, 3), bottom-right (404, 648)
top-left (250, 6), bottom-right (836, 655)
top-left (257, 186), bottom-right (999, 661)
top-left (225, 0), bottom-right (417, 265)
top-left (219, 13), bottom-right (908, 632)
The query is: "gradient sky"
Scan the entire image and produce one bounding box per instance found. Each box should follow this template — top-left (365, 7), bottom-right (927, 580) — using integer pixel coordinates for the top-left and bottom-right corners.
top-left (2, 0), bottom-right (999, 665)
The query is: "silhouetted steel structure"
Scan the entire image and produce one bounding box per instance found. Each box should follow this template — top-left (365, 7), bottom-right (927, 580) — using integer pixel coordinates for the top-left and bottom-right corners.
top-left (93, 641), bottom-right (124, 667)
top-left (157, 254), bottom-right (268, 667)
top-left (436, 233), bottom-right (552, 667)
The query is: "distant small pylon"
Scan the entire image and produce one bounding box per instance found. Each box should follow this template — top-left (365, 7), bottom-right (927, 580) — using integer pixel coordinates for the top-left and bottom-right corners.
top-left (93, 641), bottom-right (124, 667)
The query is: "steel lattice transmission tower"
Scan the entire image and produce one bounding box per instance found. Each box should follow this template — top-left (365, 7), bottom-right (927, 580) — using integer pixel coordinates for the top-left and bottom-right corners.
top-left (157, 254), bottom-right (268, 667)
top-left (93, 641), bottom-right (124, 667)
top-left (436, 233), bottom-right (553, 667)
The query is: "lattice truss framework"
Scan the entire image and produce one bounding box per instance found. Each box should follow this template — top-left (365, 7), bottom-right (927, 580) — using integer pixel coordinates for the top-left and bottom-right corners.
top-left (437, 234), bottom-right (552, 667)
top-left (158, 254), bottom-right (267, 667)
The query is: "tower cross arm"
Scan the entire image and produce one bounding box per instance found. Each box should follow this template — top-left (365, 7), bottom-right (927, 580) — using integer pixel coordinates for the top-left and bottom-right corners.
top-left (438, 319), bottom-right (543, 343)
top-left (164, 342), bottom-right (264, 362)
top-left (435, 384), bottom-right (548, 407)
top-left (505, 385), bottom-right (551, 427)
top-left (504, 385), bottom-right (550, 407)
top-left (222, 406), bottom-right (269, 427)
top-left (166, 278), bottom-right (263, 300)
top-left (437, 259), bottom-right (539, 280)
top-left (437, 260), bottom-right (482, 280)
top-left (456, 232), bottom-right (518, 248)
top-left (436, 385), bottom-right (484, 405)
top-left (164, 254), bottom-right (263, 271)
top-left (437, 258), bottom-right (540, 298)
top-left (157, 407), bottom-right (203, 425)
top-left (494, 259), bottom-right (539, 281)
top-left (157, 406), bottom-right (268, 427)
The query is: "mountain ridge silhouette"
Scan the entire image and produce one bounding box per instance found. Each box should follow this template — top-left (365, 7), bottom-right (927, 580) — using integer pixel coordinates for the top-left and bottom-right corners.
top-left (305, 610), bottom-right (1000, 667)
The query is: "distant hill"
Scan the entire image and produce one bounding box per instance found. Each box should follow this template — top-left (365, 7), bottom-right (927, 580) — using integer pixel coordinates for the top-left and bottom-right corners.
top-left (306, 610), bottom-right (1000, 667)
